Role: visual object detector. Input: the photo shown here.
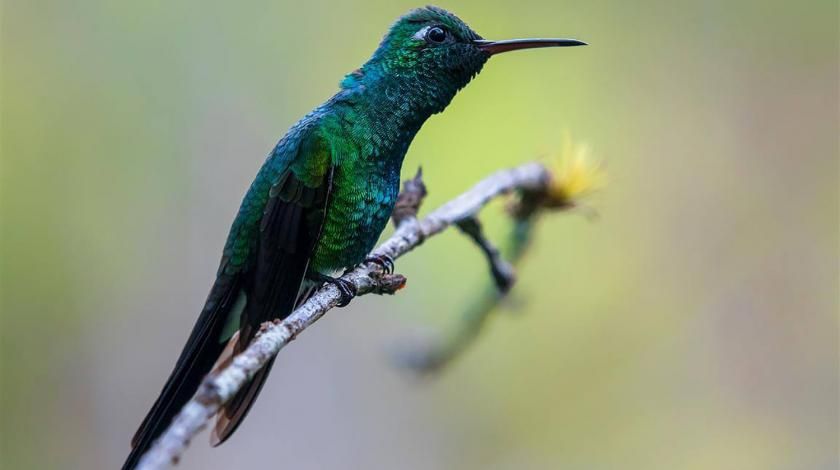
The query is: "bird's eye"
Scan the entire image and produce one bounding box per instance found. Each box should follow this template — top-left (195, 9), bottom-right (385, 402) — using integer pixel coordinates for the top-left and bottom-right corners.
top-left (425, 26), bottom-right (447, 44)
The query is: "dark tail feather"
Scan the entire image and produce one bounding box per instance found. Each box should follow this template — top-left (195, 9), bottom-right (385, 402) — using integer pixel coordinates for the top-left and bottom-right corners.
top-left (122, 274), bottom-right (242, 470)
top-left (209, 285), bottom-right (317, 446)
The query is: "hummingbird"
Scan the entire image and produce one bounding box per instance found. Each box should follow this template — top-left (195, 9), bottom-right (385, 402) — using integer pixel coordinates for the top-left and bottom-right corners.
top-left (124, 6), bottom-right (584, 468)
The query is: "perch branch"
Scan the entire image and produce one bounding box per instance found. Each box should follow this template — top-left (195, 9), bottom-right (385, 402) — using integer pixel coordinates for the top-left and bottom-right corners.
top-left (135, 162), bottom-right (551, 470)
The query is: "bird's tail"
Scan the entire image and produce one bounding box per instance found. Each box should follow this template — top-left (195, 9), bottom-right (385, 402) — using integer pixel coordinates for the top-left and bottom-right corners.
top-left (122, 274), bottom-right (243, 470)
top-left (209, 284), bottom-right (317, 445)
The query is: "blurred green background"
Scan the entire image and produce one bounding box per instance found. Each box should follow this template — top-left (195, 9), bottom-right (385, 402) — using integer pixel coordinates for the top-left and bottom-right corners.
top-left (1, 0), bottom-right (837, 469)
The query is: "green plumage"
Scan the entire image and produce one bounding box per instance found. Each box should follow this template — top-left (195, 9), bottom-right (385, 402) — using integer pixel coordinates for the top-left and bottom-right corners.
top-left (125, 6), bottom-right (584, 469)
top-left (226, 7), bottom-right (488, 275)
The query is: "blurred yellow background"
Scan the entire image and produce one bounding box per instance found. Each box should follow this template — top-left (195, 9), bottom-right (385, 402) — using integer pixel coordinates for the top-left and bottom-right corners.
top-left (1, 1), bottom-right (837, 469)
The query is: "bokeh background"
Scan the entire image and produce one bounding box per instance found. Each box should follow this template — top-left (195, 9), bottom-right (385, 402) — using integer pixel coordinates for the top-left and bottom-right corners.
top-left (1, 0), bottom-right (837, 469)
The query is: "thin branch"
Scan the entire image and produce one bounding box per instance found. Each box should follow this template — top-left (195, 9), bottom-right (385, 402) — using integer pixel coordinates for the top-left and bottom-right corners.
top-left (456, 216), bottom-right (516, 293)
top-left (395, 217), bottom-right (537, 373)
top-left (135, 162), bottom-right (550, 470)
top-left (391, 167), bottom-right (427, 227)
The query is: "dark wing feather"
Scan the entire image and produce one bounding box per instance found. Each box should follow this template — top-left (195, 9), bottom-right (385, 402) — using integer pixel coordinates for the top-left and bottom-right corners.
top-left (212, 140), bottom-right (334, 445)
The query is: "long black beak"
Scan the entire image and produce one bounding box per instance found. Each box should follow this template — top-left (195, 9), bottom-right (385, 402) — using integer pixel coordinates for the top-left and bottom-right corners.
top-left (474, 38), bottom-right (587, 55)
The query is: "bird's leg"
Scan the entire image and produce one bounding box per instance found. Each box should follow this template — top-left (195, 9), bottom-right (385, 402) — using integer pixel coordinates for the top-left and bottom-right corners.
top-left (364, 254), bottom-right (395, 274)
top-left (307, 272), bottom-right (357, 307)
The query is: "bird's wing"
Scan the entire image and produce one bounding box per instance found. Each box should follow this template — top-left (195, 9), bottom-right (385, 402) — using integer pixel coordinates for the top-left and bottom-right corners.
top-left (124, 119), bottom-right (333, 469)
top-left (211, 120), bottom-right (334, 445)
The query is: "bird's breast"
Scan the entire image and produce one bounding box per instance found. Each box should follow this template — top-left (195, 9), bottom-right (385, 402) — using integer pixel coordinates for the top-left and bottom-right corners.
top-left (309, 157), bottom-right (402, 273)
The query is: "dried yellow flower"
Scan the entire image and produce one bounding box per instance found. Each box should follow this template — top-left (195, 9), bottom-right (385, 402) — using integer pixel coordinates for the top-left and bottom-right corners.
top-left (545, 137), bottom-right (606, 208)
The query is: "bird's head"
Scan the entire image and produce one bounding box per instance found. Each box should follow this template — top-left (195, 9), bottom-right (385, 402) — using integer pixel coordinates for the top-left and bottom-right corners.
top-left (343, 6), bottom-right (585, 114)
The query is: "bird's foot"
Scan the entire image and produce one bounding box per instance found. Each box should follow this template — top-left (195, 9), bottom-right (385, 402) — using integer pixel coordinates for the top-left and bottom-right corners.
top-left (364, 254), bottom-right (395, 274)
top-left (308, 273), bottom-right (357, 307)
